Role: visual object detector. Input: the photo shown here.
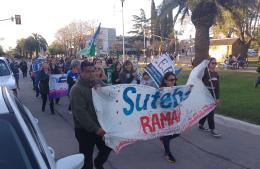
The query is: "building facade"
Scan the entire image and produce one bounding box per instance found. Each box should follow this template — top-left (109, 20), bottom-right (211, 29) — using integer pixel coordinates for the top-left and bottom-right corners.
top-left (97, 28), bottom-right (116, 55)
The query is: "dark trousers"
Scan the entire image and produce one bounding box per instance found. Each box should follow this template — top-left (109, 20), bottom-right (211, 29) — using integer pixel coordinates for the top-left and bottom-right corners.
top-left (22, 70), bottom-right (27, 78)
top-left (33, 77), bottom-right (40, 96)
top-left (49, 98), bottom-right (59, 114)
top-left (41, 93), bottom-right (48, 111)
top-left (75, 128), bottom-right (111, 169)
top-left (199, 111), bottom-right (215, 130)
top-left (160, 134), bottom-right (180, 154)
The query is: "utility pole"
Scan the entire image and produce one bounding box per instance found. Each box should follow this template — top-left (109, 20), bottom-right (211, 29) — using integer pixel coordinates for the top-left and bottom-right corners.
top-left (121, 0), bottom-right (126, 62)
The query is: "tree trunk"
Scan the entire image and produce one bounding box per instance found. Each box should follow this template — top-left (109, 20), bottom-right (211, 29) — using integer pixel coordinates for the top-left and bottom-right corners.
top-left (193, 25), bottom-right (210, 67)
top-left (240, 42), bottom-right (250, 58)
top-left (191, 1), bottom-right (217, 67)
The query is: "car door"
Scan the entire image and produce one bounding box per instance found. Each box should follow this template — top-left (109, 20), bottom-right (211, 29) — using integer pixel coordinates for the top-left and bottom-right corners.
top-left (13, 97), bottom-right (56, 169)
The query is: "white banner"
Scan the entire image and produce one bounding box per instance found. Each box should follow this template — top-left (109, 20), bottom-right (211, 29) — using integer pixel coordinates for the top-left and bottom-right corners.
top-left (49, 74), bottom-right (68, 99)
top-left (93, 60), bottom-right (216, 153)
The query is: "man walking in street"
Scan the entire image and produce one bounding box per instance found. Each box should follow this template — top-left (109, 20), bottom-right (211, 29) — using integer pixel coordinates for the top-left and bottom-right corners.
top-left (70, 61), bottom-right (111, 169)
top-left (20, 59), bottom-right (28, 78)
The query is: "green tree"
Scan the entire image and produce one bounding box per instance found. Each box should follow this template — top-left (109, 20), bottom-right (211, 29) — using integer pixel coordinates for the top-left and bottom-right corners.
top-left (212, 10), bottom-right (236, 38)
top-left (24, 36), bottom-right (38, 58)
top-left (129, 9), bottom-right (150, 38)
top-left (129, 9), bottom-right (151, 55)
top-left (221, 0), bottom-right (260, 57)
top-left (48, 41), bottom-right (65, 56)
top-left (15, 38), bottom-right (26, 58)
top-left (158, 0), bottom-right (236, 66)
top-left (32, 33), bottom-right (48, 56)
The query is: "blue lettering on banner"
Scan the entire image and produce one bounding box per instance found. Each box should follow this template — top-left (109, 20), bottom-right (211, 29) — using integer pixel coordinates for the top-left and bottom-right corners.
top-left (122, 86), bottom-right (192, 116)
top-left (123, 87), bottom-right (136, 116)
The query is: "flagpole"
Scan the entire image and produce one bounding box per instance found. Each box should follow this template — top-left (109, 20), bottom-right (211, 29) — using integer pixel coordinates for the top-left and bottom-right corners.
top-left (206, 66), bottom-right (217, 101)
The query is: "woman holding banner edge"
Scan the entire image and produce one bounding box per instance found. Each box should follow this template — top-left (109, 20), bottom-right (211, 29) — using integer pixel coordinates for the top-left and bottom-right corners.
top-left (198, 57), bottom-right (221, 137)
top-left (159, 72), bottom-right (180, 163)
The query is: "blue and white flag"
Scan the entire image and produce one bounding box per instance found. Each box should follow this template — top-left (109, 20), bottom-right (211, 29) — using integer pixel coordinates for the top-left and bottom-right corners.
top-left (78, 23), bottom-right (101, 56)
top-left (144, 54), bottom-right (175, 87)
top-left (32, 56), bottom-right (44, 72)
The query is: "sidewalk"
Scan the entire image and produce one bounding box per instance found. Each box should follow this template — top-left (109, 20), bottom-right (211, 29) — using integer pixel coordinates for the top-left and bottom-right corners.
top-left (54, 93), bottom-right (260, 169)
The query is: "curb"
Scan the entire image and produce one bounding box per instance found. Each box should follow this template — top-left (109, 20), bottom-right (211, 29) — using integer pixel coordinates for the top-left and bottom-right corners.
top-left (215, 114), bottom-right (260, 136)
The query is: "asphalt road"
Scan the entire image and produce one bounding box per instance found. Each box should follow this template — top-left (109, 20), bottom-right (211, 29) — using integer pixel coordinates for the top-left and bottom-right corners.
top-left (18, 76), bottom-right (260, 169)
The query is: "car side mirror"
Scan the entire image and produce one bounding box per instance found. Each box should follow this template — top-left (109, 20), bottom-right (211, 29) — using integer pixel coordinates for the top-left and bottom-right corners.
top-left (56, 154), bottom-right (84, 169)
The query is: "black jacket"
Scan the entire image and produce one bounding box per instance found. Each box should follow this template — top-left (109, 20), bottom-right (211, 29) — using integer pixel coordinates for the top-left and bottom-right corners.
top-left (39, 70), bottom-right (49, 94)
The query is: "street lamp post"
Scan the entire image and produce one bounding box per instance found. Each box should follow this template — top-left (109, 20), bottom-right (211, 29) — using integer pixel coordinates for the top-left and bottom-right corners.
top-left (142, 23), bottom-right (147, 65)
top-left (121, 0), bottom-right (125, 62)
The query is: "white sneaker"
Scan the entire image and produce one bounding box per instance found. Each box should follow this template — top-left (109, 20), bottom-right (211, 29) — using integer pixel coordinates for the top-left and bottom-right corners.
top-left (210, 130), bottom-right (221, 138)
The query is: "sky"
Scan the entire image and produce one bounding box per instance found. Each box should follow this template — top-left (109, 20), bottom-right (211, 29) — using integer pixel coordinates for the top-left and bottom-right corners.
top-left (0, 0), bottom-right (194, 50)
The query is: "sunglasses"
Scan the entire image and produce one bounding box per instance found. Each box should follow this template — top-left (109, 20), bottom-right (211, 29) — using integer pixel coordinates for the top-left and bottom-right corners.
top-left (211, 62), bottom-right (217, 65)
top-left (167, 78), bottom-right (177, 82)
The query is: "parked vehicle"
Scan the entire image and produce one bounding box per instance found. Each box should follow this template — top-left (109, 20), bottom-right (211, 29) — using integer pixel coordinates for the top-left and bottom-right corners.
top-left (223, 56), bottom-right (248, 70)
top-left (248, 49), bottom-right (257, 57)
top-left (0, 57), bottom-right (17, 95)
top-left (0, 86), bottom-right (84, 169)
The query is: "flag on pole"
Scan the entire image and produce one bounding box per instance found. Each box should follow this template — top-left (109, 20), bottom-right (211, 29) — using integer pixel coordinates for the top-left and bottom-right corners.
top-left (78, 23), bottom-right (101, 57)
top-left (39, 47), bottom-right (45, 57)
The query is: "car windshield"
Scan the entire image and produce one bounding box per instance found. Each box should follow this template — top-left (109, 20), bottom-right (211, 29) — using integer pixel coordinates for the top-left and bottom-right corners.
top-left (0, 60), bottom-right (10, 76)
top-left (0, 118), bottom-right (35, 169)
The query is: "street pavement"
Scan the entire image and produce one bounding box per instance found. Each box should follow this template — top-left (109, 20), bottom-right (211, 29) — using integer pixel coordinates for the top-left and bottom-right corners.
top-left (18, 75), bottom-right (260, 169)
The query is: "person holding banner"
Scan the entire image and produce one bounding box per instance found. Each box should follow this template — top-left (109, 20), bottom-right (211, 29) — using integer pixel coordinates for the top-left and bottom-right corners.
top-left (159, 72), bottom-right (180, 163)
top-left (49, 61), bottom-right (63, 114)
top-left (70, 61), bottom-right (111, 169)
top-left (119, 60), bottom-right (139, 84)
top-left (199, 57), bottom-right (221, 137)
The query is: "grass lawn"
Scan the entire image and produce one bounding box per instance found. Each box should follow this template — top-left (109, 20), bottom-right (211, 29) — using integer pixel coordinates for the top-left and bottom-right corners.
top-left (177, 69), bottom-right (260, 125)
top-left (248, 61), bottom-right (259, 67)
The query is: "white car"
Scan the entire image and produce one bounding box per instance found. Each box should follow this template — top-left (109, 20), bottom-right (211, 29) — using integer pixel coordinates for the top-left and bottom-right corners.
top-left (0, 86), bottom-right (84, 169)
top-left (0, 57), bottom-right (17, 95)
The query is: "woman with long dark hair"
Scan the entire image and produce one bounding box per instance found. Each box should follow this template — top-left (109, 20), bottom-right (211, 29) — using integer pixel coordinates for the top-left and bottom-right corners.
top-left (198, 57), bottom-right (221, 137)
top-left (112, 61), bottom-right (122, 84)
top-left (159, 71), bottom-right (180, 163)
top-left (119, 60), bottom-right (139, 84)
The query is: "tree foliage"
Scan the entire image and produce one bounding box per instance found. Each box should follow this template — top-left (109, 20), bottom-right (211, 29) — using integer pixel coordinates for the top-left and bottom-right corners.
top-left (14, 34), bottom-right (48, 58)
top-left (212, 10), bottom-right (236, 38)
top-left (55, 21), bottom-right (95, 56)
top-left (48, 41), bottom-right (65, 56)
top-left (220, 0), bottom-right (260, 56)
top-left (129, 9), bottom-right (150, 37)
top-left (157, 0), bottom-right (259, 65)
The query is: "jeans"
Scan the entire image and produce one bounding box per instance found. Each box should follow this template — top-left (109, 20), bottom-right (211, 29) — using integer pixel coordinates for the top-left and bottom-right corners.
top-left (75, 128), bottom-right (111, 169)
top-left (199, 111), bottom-right (215, 130)
top-left (160, 134), bottom-right (180, 154)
